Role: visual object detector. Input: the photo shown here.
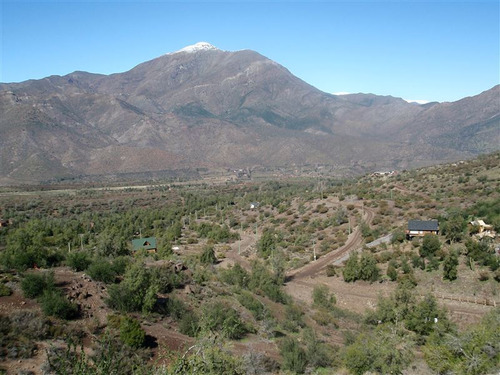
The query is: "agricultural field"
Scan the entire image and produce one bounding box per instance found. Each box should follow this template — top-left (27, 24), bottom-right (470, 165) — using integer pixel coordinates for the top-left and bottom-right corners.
top-left (0, 153), bottom-right (499, 374)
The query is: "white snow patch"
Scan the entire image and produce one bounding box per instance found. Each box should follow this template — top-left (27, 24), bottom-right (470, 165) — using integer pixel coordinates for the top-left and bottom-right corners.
top-left (403, 99), bottom-right (431, 105)
top-left (175, 42), bottom-right (219, 54)
top-left (332, 92), bottom-right (351, 96)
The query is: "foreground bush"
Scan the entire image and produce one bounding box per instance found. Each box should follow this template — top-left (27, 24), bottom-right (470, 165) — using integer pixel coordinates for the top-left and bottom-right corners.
top-left (66, 251), bottom-right (92, 272)
top-left (201, 301), bottom-right (248, 339)
top-left (119, 316), bottom-right (146, 348)
top-left (424, 308), bottom-right (500, 375)
top-left (41, 290), bottom-right (78, 320)
top-left (21, 272), bottom-right (55, 299)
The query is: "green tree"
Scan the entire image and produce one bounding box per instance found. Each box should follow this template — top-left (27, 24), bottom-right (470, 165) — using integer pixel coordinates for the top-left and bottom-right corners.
top-left (443, 210), bottom-right (467, 243)
top-left (257, 227), bottom-right (280, 258)
top-left (358, 252), bottom-right (380, 282)
top-left (344, 327), bottom-right (414, 375)
top-left (443, 250), bottom-right (459, 281)
top-left (86, 259), bottom-right (116, 283)
top-left (280, 337), bottom-right (307, 374)
top-left (119, 316), bottom-right (146, 348)
top-left (424, 309), bottom-right (499, 375)
top-left (387, 262), bottom-right (398, 281)
top-left (405, 294), bottom-right (451, 340)
top-left (200, 245), bottom-right (217, 265)
top-left (66, 251), bottom-right (92, 272)
top-left (420, 234), bottom-right (441, 259)
top-left (312, 284), bottom-right (336, 309)
top-left (343, 252), bottom-right (359, 282)
top-left (21, 271), bottom-right (55, 299)
top-left (41, 290), bottom-right (78, 319)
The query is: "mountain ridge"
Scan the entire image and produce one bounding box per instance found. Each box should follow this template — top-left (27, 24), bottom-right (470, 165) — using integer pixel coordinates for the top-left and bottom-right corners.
top-left (0, 44), bottom-right (498, 184)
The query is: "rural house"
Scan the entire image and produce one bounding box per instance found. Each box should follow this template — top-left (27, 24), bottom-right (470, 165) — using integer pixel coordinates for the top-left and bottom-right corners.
top-left (132, 237), bottom-right (157, 253)
top-left (406, 220), bottom-right (439, 239)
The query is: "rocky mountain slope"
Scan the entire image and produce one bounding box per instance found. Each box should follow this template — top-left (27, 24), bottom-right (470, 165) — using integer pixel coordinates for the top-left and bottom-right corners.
top-left (0, 42), bottom-right (498, 184)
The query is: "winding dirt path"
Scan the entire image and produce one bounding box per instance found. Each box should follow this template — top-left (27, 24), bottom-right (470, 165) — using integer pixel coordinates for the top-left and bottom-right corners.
top-left (287, 204), bottom-right (375, 280)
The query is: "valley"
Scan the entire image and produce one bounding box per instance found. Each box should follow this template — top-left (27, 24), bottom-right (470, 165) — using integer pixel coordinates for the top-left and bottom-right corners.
top-left (0, 152), bottom-right (498, 374)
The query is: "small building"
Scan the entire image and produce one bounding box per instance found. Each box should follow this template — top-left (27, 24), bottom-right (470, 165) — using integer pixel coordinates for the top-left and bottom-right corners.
top-left (132, 237), bottom-right (157, 253)
top-left (406, 220), bottom-right (439, 239)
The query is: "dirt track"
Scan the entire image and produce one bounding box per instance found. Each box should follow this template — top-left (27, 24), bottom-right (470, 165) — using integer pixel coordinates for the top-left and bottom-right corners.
top-left (287, 203), bottom-right (375, 280)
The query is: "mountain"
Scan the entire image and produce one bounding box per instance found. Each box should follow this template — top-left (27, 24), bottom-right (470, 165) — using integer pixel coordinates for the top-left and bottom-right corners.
top-left (0, 42), bottom-right (498, 184)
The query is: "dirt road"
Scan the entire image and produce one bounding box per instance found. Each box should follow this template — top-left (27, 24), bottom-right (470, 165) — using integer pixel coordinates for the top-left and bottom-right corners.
top-left (287, 204), bottom-right (375, 280)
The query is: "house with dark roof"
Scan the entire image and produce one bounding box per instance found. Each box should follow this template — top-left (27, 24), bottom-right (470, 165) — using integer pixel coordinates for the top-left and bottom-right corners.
top-left (406, 220), bottom-right (439, 239)
top-left (132, 237), bottom-right (157, 253)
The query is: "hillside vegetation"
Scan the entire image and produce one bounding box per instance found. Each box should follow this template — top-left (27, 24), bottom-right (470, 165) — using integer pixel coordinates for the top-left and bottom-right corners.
top-left (0, 152), bottom-right (498, 374)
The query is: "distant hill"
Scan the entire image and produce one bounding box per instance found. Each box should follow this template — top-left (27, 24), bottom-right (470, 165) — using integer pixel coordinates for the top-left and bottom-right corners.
top-left (1, 42), bottom-right (498, 184)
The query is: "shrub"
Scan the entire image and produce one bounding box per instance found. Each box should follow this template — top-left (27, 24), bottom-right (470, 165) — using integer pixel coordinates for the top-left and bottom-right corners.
top-left (178, 310), bottom-right (199, 337)
top-left (106, 261), bottom-right (156, 314)
top-left (165, 296), bottom-right (187, 320)
top-left (0, 283), bottom-right (11, 297)
top-left (119, 316), bottom-right (145, 348)
top-left (442, 250), bottom-right (459, 281)
top-left (200, 245), bottom-right (217, 265)
top-left (280, 337), bottom-right (307, 374)
top-left (21, 272), bottom-right (55, 299)
top-left (420, 235), bottom-right (441, 259)
top-left (86, 260), bottom-right (116, 283)
top-left (220, 263), bottom-right (249, 288)
top-left (40, 290), bottom-right (78, 319)
top-left (343, 252), bottom-right (359, 282)
top-left (387, 263), bottom-right (398, 281)
top-left (237, 291), bottom-right (266, 320)
top-left (343, 328), bottom-right (414, 375)
top-left (201, 301), bottom-right (248, 339)
top-left (282, 304), bottom-right (305, 332)
top-left (326, 264), bottom-right (337, 277)
top-left (66, 251), bottom-right (92, 272)
top-left (312, 284), bottom-right (336, 309)
top-left (358, 252), bottom-right (380, 282)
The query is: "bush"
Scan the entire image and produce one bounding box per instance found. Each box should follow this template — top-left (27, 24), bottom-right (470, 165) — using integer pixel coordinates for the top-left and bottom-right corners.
top-left (119, 316), bottom-right (145, 348)
top-left (86, 260), bottom-right (116, 283)
top-left (343, 252), bottom-right (359, 282)
top-left (0, 283), bottom-right (11, 297)
top-left (21, 272), bottom-right (55, 299)
top-left (282, 304), bottom-right (305, 332)
top-left (312, 284), bottom-right (336, 309)
top-left (237, 291), bottom-right (266, 320)
top-left (443, 250), bottom-right (459, 281)
top-left (280, 337), bottom-right (307, 374)
top-left (200, 245), bottom-right (217, 265)
top-left (326, 264), bottom-right (337, 277)
top-left (358, 252), bottom-right (380, 282)
top-left (178, 310), bottom-right (199, 337)
top-left (343, 328), bottom-right (414, 375)
top-left (106, 261), bottom-right (157, 314)
top-left (201, 301), bottom-right (248, 339)
top-left (387, 262), bottom-right (398, 281)
top-left (424, 309), bottom-right (499, 375)
top-left (66, 251), bottom-right (92, 272)
top-left (220, 263), bottom-right (249, 288)
top-left (420, 235), bottom-right (441, 259)
top-left (40, 290), bottom-right (78, 319)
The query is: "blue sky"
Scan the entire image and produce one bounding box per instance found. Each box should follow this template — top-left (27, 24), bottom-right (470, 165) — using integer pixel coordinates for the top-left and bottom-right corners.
top-left (1, 1), bottom-right (499, 103)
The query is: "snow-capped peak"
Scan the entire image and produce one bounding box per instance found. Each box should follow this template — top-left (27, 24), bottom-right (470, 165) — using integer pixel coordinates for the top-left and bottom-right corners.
top-left (176, 42), bottom-right (219, 54)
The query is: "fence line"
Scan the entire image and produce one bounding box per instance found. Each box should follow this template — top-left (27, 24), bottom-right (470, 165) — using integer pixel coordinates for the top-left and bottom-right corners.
top-left (419, 293), bottom-right (498, 307)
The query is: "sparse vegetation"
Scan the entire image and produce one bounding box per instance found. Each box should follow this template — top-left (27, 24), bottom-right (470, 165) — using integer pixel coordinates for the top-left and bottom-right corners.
top-left (0, 152), bottom-right (498, 374)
